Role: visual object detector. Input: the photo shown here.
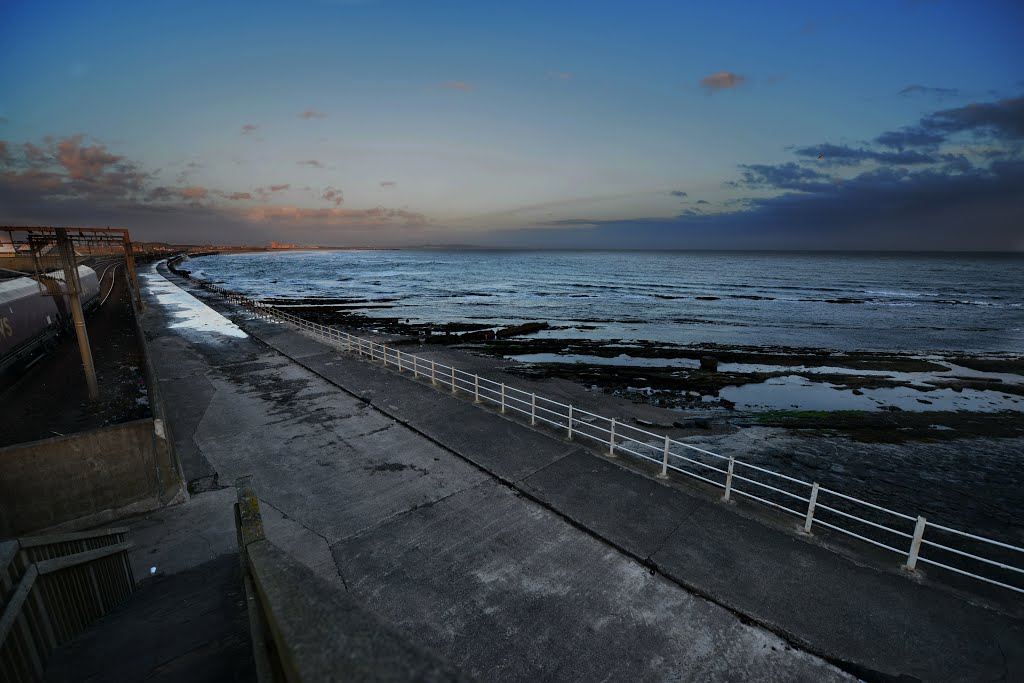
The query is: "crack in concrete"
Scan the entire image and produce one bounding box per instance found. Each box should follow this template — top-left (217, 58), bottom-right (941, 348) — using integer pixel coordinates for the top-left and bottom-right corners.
top-left (258, 497), bottom-right (350, 592)
top-left (644, 501), bottom-right (705, 570)
top-left (335, 479), bottom-right (492, 547)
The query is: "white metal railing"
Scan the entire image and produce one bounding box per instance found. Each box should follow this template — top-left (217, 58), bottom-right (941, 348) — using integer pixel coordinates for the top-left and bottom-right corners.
top-left (179, 271), bottom-right (1024, 597)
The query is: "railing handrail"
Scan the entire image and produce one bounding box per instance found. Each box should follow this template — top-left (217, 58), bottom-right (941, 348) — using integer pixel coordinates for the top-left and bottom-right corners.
top-left (171, 264), bottom-right (1024, 598)
top-left (17, 527), bottom-right (131, 549)
top-left (1, 528), bottom-right (136, 682)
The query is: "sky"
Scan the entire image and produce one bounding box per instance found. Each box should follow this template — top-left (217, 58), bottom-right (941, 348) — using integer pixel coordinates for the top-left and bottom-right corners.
top-left (1, 0), bottom-right (1022, 250)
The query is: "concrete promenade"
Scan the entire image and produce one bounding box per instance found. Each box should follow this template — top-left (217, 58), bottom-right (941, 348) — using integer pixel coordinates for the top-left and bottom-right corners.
top-left (128, 262), bottom-right (1022, 682)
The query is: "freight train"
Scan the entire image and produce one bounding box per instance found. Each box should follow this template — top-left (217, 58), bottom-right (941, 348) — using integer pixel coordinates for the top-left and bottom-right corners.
top-left (0, 266), bottom-right (101, 374)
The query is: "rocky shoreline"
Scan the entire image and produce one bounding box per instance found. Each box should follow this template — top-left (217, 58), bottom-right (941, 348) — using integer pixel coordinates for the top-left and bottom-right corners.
top-left (170, 260), bottom-right (1024, 550)
top-left (173, 265), bottom-right (1024, 438)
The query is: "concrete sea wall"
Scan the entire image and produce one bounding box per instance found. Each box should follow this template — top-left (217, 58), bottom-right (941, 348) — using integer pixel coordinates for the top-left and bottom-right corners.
top-left (0, 417), bottom-right (182, 536)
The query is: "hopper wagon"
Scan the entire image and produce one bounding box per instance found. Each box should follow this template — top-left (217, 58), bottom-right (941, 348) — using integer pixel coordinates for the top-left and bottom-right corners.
top-left (0, 266), bottom-right (100, 374)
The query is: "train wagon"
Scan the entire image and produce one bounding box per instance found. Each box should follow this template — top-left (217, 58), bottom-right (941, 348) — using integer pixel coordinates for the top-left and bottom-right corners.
top-left (0, 266), bottom-right (100, 373)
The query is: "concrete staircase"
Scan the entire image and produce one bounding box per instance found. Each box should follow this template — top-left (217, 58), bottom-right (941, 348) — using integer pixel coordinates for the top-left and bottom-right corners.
top-left (43, 554), bottom-right (253, 682)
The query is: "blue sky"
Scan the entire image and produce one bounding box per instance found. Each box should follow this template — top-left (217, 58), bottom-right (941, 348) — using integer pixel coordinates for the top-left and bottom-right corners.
top-left (1, 0), bottom-right (1022, 249)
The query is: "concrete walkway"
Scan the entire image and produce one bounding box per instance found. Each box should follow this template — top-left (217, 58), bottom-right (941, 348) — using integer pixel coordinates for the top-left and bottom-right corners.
top-left (130, 262), bottom-right (1022, 682)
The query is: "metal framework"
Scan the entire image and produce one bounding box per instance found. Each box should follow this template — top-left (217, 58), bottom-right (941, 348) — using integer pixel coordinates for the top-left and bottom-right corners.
top-left (1, 227), bottom-right (142, 401)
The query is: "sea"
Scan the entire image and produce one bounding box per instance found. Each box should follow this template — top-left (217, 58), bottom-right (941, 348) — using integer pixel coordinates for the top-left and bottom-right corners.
top-left (184, 250), bottom-right (1024, 355)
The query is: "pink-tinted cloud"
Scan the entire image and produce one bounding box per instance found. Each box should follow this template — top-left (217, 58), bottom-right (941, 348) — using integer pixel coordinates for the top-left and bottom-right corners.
top-left (322, 186), bottom-right (344, 206)
top-left (2, 134), bottom-right (148, 199)
top-left (297, 159), bottom-right (323, 168)
top-left (440, 80), bottom-right (473, 91)
top-left (241, 123), bottom-right (259, 135)
top-left (245, 205), bottom-right (429, 227)
top-left (300, 110), bottom-right (326, 119)
top-left (700, 71), bottom-right (747, 92)
top-left (55, 134), bottom-right (122, 179)
top-left (0, 141), bottom-right (9, 164)
top-left (269, 183), bottom-right (290, 192)
top-left (223, 191), bottom-right (253, 201)
top-left (180, 185), bottom-right (209, 201)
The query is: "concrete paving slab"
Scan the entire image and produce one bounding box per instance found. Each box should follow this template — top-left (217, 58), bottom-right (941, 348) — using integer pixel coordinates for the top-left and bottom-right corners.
top-left (261, 346), bottom-right (580, 482)
top-left (651, 503), bottom-right (1024, 682)
top-left (187, 359), bottom-right (490, 544)
top-left (519, 449), bottom-right (706, 558)
top-left (123, 488), bottom-right (237, 580)
top-left (333, 480), bottom-right (849, 683)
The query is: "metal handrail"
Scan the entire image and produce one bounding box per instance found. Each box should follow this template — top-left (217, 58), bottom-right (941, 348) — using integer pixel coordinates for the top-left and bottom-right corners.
top-left (172, 270), bottom-right (1024, 597)
top-left (1, 528), bottom-right (136, 682)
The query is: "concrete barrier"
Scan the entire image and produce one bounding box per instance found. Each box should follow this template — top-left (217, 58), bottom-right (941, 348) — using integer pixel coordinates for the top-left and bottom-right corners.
top-left (0, 418), bottom-right (183, 537)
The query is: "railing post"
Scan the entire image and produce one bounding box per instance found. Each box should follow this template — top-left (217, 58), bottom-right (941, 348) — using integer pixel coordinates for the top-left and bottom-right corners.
top-left (803, 482), bottom-right (819, 533)
top-left (722, 455), bottom-right (735, 502)
top-left (431, 360), bottom-right (437, 385)
top-left (474, 375), bottom-right (480, 402)
top-left (413, 356), bottom-right (419, 378)
top-left (905, 516), bottom-right (927, 571)
top-left (396, 350), bottom-right (402, 372)
top-left (347, 333), bottom-right (352, 352)
top-left (658, 434), bottom-right (670, 478)
top-left (382, 345), bottom-right (388, 367)
top-left (608, 418), bottom-right (617, 457)
top-left (530, 393), bottom-right (537, 425)
top-left (567, 405), bottom-right (573, 439)
top-left (500, 384), bottom-right (506, 413)
top-left (451, 367), bottom-right (457, 393)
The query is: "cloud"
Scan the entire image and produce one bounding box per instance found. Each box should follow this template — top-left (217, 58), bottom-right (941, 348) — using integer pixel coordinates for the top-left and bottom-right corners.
top-left (875, 127), bottom-right (946, 150)
top-left (898, 84), bottom-right (959, 98)
top-left (297, 159), bottom-right (323, 168)
top-left (379, 180), bottom-right (397, 188)
top-left (146, 184), bottom-right (211, 203)
top-left (223, 191), bottom-right (253, 201)
top-left (482, 161), bottom-right (1023, 250)
top-left (300, 110), bottom-right (326, 119)
top-left (245, 205), bottom-right (429, 227)
top-left (179, 185), bottom-right (209, 201)
top-left (547, 71), bottom-right (573, 81)
top-left (735, 162), bottom-right (830, 191)
top-left (921, 96), bottom-right (1024, 140)
top-left (241, 123), bottom-right (259, 135)
top-left (793, 143), bottom-right (935, 166)
top-left (700, 71), bottom-right (746, 92)
top-left (440, 80), bottom-right (473, 91)
top-left (0, 134), bottom-right (150, 200)
top-left (268, 183), bottom-right (290, 192)
top-left (322, 186), bottom-right (344, 206)
top-left (875, 95), bottom-right (1024, 152)
top-left (55, 134), bottom-right (122, 179)
top-left (0, 141), bottom-right (8, 164)
top-left (669, 190), bottom-right (687, 197)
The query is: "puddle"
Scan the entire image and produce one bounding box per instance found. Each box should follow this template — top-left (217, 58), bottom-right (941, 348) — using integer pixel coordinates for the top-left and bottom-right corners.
top-left (508, 353), bottom-right (699, 368)
top-left (142, 264), bottom-right (248, 339)
top-left (717, 375), bottom-right (1023, 412)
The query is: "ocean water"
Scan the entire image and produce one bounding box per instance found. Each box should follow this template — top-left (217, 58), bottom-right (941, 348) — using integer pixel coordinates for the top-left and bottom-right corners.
top-left (184, 250), bottom-right (1024, 354)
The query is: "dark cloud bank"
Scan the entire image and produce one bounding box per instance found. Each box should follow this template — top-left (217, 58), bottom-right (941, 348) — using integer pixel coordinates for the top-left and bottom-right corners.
top-left (485, 95), bottom-right (1024, 251)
